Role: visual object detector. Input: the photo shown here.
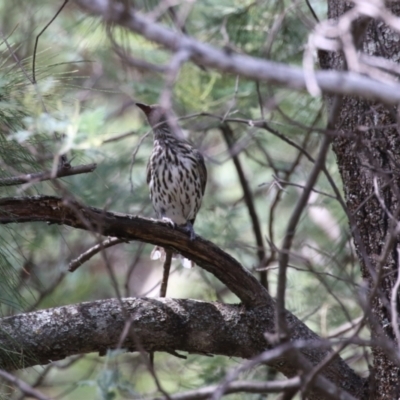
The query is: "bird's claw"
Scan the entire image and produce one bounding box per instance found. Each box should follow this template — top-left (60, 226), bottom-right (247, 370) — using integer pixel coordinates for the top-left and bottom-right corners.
top-left (183, 222), bottom-right (196, 241)
top-left (161, 216), bottom-right (196, 240)
top-left (161, 217), bottom-right (176, 229)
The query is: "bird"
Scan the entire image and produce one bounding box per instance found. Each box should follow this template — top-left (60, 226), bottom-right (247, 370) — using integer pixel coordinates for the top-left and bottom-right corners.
top-left (137, 103), bottom-right (207, 261)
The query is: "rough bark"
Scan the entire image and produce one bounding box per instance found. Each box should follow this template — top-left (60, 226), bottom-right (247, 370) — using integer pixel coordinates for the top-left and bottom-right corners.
top-left (328, 2), bottom-right (400, 399)
top-left (0, 195), bottom-right (364, 399)
top-left (0, 298), bottom-right (360, 400)
top-left (1, 299), bottom-right (267, 369)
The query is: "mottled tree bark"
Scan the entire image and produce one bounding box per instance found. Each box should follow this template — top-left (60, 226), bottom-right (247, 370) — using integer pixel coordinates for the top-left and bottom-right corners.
top-left (0, 196), bottom-right (364, 399)
top-left (328, 2), bottom-right (400, 399)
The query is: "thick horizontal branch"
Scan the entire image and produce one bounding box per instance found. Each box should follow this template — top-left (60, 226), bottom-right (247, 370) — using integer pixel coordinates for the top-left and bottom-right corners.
top-left (0, 299), bottom-right (266, 370)
top-left (0, 195), bottom-right (364, 399)
top-left (74, 0), bottom-right (400, 105)
top-left (0, 298), bottom-right (363, 400)
top-left (0, 163), bottom-right (97, 187)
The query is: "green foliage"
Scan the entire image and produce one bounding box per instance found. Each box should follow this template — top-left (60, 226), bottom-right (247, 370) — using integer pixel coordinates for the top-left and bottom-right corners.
top-left (0, 0), bottom-right (364, 398)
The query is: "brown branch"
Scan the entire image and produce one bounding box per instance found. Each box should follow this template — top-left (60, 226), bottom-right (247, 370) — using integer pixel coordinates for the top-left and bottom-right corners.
top-left (102, 130), bottom-right (136, 144)
top-left (0, 298), bottom-right (363, 400)
top-left (73, 0), bottom-right (400, 105)
top-left (220, 123), bottom-right (267, 289)
top-left (0, 195), bottom-right (365, 399)
top-left (106, 24), bottom-right (168, 73)
top-left (32, 0), bottom-right (69, 83)
top-left (153, 377), bottom-right (301, 400)
top-left (276, 96), bottom-right (342, 337)
top-left (68, 237), bottom-right (125, 272)
top-left (0, 195), bottom-right (268, 307)
top-left (211, 340), bottom-right (360, 400)
top-left (0, 163), bottom-right (97, 187)
top-left (0, 369), bottom-right (50, 400)
top-left (160, 250), bottom-right (172, 297)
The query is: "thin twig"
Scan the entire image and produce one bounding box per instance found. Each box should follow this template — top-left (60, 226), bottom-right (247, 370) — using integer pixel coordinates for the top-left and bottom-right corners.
top-left (266, 176), bottom-right (337, 200)
top-left (106, 24), bottom-right (167, 73)
top-left (221, 75), bottom-right (239, 122)
top-left (27, 270), bottom-right (67, 311)
top-left (0, 31), bottom-right (32, 84)
top-left (159, 48), bottom-right (191, 111)
top-left (0, 369), bottom-right (51, 400)
top-left (125, 242), bottom-right (145, 296)
top-left (129, 130), bottom-right (152, 193)
top-left (68, 237), bottom-right (126, 272)
top-left (305, 0), bottom-right (320, 23)
top-left (211, 340), bottom-right (357, 400)
top-left (275, 96), bottom-right (342, 338)
top-left (32, 0), bottom-right (69, 83)
top-left (152, 378), bottom-right (301, 400)
top-left (391, 247), bottom-right (400, 347)
top-left (0, 163), bottom-right (97, 187)
top-left (220, 123), bottom-right (267, 289)
top-left (102, 131), bottom-right (136, 144)
top-left (327, 317), bottom-right (363, 339)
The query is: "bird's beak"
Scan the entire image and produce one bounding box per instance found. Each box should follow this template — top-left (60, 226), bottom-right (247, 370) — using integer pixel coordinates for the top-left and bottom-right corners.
top-left (136, 102), bottom-right (152, 115)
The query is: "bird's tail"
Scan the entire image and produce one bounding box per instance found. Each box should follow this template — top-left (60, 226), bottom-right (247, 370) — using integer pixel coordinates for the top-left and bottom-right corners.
top-left (151, 246), bottom-right (195, 269)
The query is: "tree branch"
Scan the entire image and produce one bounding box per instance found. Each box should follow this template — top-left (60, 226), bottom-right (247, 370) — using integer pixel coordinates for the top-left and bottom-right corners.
top-left (0, 195), bottom-right (268, 307)
top-left (0, 298), bottom-right (363, 400)
top-left (220, 123), bottom-right (267, 288)
top-left (0, 195), bottom-right (364, 399)
top-left (0, 369), bottom-right (50, 400)
top-left (73, 0), bottom-right (400, 105)
top-left (0, 163), bottom-right (97, 187)
top-left (68, 236), bottom-right (125, 272)
top-left (153, 377), bottom-right (301, 400)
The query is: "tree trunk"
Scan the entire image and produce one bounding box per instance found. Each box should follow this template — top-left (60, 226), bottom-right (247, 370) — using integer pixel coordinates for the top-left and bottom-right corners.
top-left (328, 2), bottom-right (400, 399)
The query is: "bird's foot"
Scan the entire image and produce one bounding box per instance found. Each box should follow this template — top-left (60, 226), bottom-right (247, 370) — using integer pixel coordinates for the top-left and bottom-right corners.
top-left (182, 222), bottom-right (196, 241)
top-left (161, 216), bottom-right (176, 229)
top-left (161, 216), bottom-right (196, 240)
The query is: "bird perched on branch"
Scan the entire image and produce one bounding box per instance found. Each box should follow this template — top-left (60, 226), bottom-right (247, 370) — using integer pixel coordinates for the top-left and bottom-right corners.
top-left (137, 103), bottom-right (207, 269)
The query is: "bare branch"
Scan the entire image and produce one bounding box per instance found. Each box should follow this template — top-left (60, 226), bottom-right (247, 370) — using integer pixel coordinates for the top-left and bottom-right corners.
top-left (0, 297), bottom-right (364, 400)
top-left (391, 248), bottom-right (400, 347)
top-left (0, 369), bottom-right (50, 400)
top-left (32, 0), bottom-right (69, 83)
top-left (73, 0), bottom-right (400, 105)
top-left (276, 96), bottom-right (342, 337)
top-left (0, 195), bottom-right (364, 399)
top-left (0, 163), bottom-right (97, 187)
top-left (0, 195), bottom-right (272, 308)
top-left (220, 123), bottom-right (267, 288)
top-left (159, 48), bottom-right (191, 110)
top-left (106, 24), bottom-right (168, 73)
top-left (68, 237), bottom-right (125, 272)
top-left (152, 378), bottom-right (301, 400)
top-left (211, 340), bottom-right (360, 400)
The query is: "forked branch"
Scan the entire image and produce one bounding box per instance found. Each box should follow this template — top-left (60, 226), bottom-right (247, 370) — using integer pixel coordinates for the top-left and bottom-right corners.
top-left (0, 195), bottom-right (364, 400)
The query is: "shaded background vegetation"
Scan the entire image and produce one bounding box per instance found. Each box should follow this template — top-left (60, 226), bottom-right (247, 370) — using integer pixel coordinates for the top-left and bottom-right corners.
top-left (0, 1), bottom-right (364, 398)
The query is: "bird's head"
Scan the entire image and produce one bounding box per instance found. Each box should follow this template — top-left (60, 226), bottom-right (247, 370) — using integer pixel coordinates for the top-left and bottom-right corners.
top-left (136, 103), bottom-right (168, 129)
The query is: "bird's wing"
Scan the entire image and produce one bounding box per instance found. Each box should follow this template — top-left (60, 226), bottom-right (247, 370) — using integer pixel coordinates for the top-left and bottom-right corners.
top-left (196, 150), bottom-right (207, 196)
top-left (146, 156), bottom-right (151, 185)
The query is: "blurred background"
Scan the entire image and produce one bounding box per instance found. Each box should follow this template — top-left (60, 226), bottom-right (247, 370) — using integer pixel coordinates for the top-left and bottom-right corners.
top-left (0, 1), bottom-right (364, 398)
